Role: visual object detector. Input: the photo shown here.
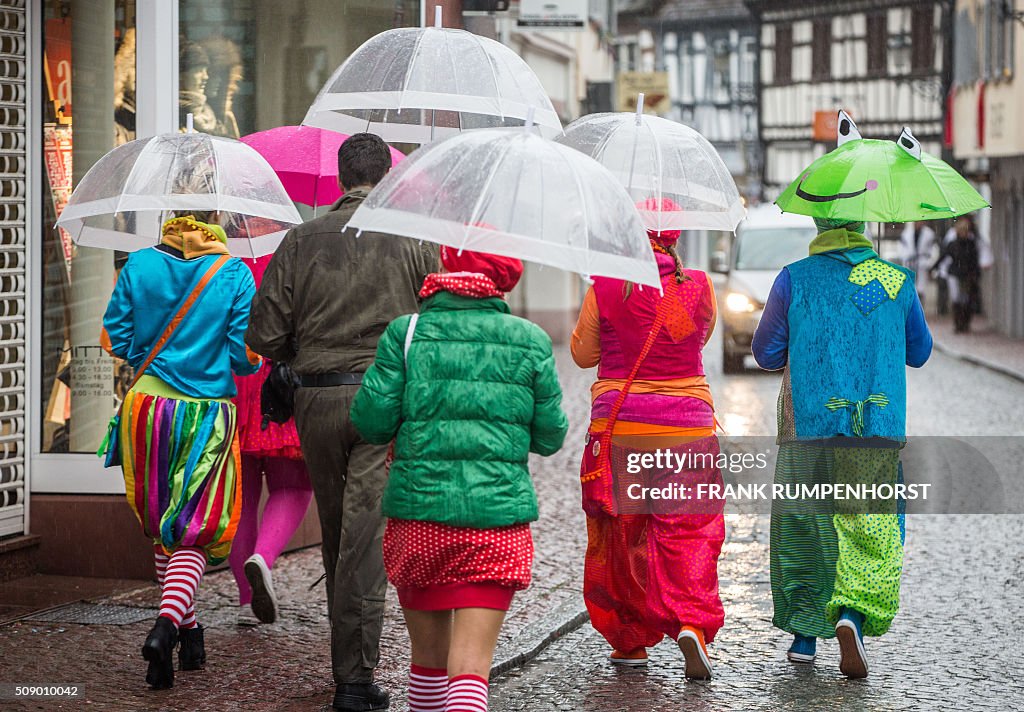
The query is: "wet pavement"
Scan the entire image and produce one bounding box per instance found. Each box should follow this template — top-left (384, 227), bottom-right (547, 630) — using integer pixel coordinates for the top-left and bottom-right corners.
top-left (927, 314), bottom-right (1024, 384)
top-left (3, 324), bottom-right (1023, 710)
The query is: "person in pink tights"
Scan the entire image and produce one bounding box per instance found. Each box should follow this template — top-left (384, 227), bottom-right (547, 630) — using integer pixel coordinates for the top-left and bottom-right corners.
top-left (230, 255), bottom-right (313, 625)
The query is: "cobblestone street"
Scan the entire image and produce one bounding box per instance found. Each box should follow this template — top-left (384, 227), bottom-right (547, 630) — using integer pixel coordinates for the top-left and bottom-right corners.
top-left (3, 328), bottom-right (1023, 710)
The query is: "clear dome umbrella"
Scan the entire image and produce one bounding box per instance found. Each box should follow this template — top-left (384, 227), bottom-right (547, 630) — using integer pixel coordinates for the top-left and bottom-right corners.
top-left (345, 123), bottom-right (660, 288)
top-left (56, 131), bottom-right (303, 258)
top-left (557, 96), bottom-right (746, 233)
top-left (302, 8), bottom-right (562, 144)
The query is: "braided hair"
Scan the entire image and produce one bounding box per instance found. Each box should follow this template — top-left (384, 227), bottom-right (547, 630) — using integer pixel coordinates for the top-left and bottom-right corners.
top-left (622, 240), bottom-right (689, 300)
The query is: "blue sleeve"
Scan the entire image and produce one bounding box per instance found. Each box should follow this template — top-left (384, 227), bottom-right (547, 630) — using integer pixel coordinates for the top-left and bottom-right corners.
top-left (228, 266), bottom-right (261, 376)
top-left (752, 268), bottom-right (791, 371)
top-left (905, 288), bottom-right (932, 368)
top-left (103, 259), bottom-right (135, 362)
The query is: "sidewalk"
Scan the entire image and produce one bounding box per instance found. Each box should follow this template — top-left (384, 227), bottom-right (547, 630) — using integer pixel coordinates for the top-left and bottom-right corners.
top-left (0, 350), bottom-right (593, 712)
top-left (928, 314), bottom-right (1024, 383)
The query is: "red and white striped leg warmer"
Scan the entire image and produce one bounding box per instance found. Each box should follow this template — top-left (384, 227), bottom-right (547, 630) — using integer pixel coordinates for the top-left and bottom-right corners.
top-left (154, 548), bottom-right (198, 628)
top-left (446, 674), bottom-right (488, 712)
top-left (157, 547), bottom-right (206, 628)
top-left (408, 664), bottom-right (447, 712)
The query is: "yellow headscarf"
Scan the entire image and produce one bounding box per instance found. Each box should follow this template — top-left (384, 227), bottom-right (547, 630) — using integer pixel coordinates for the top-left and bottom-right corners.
top-left (160, 216), bottom-right (230, 258)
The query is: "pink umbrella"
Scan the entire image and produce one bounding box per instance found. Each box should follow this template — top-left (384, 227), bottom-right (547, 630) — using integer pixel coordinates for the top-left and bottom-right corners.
top-left (240, 125), bottom-right (406, 208)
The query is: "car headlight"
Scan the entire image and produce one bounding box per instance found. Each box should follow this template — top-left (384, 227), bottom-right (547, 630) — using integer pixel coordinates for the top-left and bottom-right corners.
top-left (725, 291), bottom-right (756, 313)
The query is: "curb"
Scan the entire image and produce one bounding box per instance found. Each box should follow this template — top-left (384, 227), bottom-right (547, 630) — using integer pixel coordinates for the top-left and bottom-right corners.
top-left (490, 598), bottom-right (589, 679)
top-left (932, 341), bottom-right (1024, 385)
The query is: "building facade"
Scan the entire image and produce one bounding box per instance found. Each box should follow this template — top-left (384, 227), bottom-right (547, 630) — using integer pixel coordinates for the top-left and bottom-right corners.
top-left (951, 0), bottom-right (1024, 338)
top-left (657, 0), bottom-right (761, 198)
top-left (748, 0), bottom-right (952, 198)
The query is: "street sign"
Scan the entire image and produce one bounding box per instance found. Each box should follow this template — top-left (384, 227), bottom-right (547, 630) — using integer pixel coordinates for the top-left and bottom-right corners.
top-left (518, 0), bottom-right (588, 30)
top-left (616, 72), bottom-right (671, 114)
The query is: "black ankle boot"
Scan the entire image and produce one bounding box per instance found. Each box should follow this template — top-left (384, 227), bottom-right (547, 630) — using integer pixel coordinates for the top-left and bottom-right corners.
top-left (178, 624), bottom-right (206, 670)
top-left (332, 682), bottom-right (390, 711)
top-left (142, 616), bottom-right (178, 689)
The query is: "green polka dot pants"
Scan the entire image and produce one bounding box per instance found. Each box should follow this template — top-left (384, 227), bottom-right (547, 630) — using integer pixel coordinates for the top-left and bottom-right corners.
top-left (772, 443), bottom-right (904, 639)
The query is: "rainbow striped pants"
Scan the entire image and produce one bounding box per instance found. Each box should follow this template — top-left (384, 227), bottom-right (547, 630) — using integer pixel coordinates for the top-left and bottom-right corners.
top-left (118, 380), bottom-right (241, 565)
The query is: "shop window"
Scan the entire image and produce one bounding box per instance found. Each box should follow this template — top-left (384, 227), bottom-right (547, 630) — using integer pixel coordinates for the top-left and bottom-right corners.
top-left (178, 0), bottom-right (420, 138)
top-left (40, 1), bottom-right (137, 454)
top-left (40, 1), bottom-right (420, 455)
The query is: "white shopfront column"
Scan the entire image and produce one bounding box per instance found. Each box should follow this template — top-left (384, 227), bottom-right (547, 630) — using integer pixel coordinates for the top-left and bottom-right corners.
top-left (135, 0), bottom-right (178, 138)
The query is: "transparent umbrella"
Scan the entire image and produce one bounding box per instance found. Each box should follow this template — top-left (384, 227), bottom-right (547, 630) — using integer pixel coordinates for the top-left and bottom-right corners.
top-left (302, 9), bottom-right (562, 144)
top-left (557, 97), bottom-right (745, 233)
top-left (345, 125), bottom-right (660, 287)
top-left (56, 132), bottom-right (303, 258)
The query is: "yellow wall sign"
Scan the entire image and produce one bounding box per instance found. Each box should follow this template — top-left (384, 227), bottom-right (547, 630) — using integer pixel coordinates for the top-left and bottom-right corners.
top-left (616, 72), bottom-right (671, 114)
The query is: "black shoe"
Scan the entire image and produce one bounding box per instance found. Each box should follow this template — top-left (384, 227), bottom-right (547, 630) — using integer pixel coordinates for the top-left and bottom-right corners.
top-left (178, 624), bottom-right (206, 670)
top-left (142, 616), bottom-right (178, 689)
top-left (332, 683), bottom-right (390, 711)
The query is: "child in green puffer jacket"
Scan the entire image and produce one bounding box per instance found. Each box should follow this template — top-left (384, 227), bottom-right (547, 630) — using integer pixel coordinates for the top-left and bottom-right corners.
top-left (351, 246), bottom-right (568, 712)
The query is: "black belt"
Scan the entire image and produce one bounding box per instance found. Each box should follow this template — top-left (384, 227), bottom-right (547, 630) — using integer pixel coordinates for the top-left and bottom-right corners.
top-left (299, 372), bottom-right (363, 387)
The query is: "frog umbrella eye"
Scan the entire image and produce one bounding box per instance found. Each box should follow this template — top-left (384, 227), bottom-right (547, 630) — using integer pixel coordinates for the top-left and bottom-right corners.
top-left (897, 127), bottom-right (922, 161)
top-left (836, 110), bottom-right (862, 146)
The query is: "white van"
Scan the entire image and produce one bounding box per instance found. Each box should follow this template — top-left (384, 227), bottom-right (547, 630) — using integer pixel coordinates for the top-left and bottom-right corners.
top-left (712, 206), bottom-right (816, 373)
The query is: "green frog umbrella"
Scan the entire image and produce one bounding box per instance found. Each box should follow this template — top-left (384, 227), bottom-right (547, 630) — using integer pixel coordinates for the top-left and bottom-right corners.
top-left (775, 111), bottom-right (988, 223)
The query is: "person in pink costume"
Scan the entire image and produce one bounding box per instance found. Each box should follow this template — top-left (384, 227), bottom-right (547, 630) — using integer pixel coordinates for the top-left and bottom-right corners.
top-left (572, 197), bottom-right (724, 679)
top-left (229, 254), bottom-right (313, 625)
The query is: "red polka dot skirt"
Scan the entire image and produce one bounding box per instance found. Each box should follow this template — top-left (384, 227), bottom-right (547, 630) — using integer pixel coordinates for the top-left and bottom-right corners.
top-left (383, 518), bottom-right (534, 611)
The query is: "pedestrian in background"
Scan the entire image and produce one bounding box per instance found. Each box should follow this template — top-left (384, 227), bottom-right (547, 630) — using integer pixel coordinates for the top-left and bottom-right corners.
top-left (350, 246), bottom-right (568, 712)
top-left (101, 212), bottom-right (261, 689)
top-left (932, 216), bottom-right (981, 333)
top-left (228, 254), bottom-right (313, 627)
top-left (899, 221), bottom-right (936, 308)
top-left (246, 133), bottom-right (436, 712)
top-left (753, 217), bottom-right (932, 678)
top-left (571, 198), bottom-right (725, 680)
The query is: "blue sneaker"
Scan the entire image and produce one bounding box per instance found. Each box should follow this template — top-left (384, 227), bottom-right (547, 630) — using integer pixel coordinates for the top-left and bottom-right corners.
top-left (835, 609), bottom-right (868, 678)
top-left (786, 634), bottom-right (816, 663)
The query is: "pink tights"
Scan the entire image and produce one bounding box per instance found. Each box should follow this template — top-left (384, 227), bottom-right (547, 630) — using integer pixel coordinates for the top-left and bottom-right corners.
top-left (229, 455), bottom-right (313, 605)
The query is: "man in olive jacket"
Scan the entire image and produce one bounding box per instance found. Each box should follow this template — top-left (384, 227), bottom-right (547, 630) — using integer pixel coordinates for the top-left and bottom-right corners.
top-left (246, 134), bottom-right (436, 712)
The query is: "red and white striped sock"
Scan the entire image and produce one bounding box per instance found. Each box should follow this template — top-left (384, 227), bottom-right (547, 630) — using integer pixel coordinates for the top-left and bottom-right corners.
top-left (446, 674), bottom-right (488, 712)
top-left (154, 549), bottom-right (199, 629)
top-left (407, 664), bottom-right (447, 711)
top-left (157, 547), bottom-right (206, 628)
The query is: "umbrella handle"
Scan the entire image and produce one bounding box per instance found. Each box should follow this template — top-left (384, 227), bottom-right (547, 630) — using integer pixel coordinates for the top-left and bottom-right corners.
top-left (635, 93), bottom-right (644, 126)
top-left (186, 112), bottom-right (194, 133)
